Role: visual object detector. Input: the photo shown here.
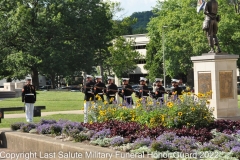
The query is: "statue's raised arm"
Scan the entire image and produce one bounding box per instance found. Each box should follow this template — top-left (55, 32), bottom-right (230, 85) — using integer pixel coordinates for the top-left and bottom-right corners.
top-left (202, 0), bottom-right (221, 53)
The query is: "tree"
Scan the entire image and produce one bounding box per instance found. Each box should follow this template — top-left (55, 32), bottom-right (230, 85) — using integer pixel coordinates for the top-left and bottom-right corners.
top-left (145, 0), bottom-right (240, 82)
top-left (107, 36), bottom-right (141, 78)
top-left (0, 0), bottom-right (113, 88)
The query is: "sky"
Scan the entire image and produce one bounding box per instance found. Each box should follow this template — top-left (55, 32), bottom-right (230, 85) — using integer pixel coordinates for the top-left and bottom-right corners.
top-left (113, 0), bottom-right (158, 18)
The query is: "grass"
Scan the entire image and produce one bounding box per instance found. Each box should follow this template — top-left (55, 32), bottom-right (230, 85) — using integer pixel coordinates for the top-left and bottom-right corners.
top-left (0, 91), bottom-right (85, 112)
top-left (0, 114), bottom-right (84, 128)
top-left (1, 91), bottom-right (240, 129)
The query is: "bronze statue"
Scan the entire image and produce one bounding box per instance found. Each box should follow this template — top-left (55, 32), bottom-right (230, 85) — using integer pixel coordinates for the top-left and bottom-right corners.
top-left (203, 0), bottom-right (221, 53)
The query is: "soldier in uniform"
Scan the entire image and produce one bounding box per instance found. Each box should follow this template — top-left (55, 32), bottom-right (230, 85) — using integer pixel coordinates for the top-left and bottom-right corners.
top-left (120, 78), bottom-right (134, 107)
top-left (106, 76), bottom-right (118, 104)
top-left (169, 79), bottom-right (182, 99)
top-left (203, 0), bottom-right (221, 53)
top-left (22, 77), bottom-right (36, 122)
top-left (83, 75), bottom-right (95, 123)
top-left (154, 78), bottom-right (166, 103)
top-left (94, 76), bottom-right (106, 102)
top-left (138, 77), bottom-right (149, 99)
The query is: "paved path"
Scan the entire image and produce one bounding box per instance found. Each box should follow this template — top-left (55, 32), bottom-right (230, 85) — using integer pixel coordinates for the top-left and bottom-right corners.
top-left (4, 110), bottom-right (84, 119)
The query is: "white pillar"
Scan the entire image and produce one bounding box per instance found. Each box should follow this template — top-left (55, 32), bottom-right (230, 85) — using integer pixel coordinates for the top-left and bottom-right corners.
top-left (191, 53), bottom-right (240, 119)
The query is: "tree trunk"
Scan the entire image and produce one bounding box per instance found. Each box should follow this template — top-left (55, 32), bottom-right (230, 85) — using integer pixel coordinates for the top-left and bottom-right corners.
top-left (31, 69), bottom-right (39, 89)
top-left (50, 73), bottom-right (56, 89)
top-left (99, 65), bottom-right (104, 80)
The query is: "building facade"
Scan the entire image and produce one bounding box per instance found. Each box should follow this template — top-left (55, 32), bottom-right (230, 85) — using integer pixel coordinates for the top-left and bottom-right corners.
top-left (115, 34), bottom-right (149, 86)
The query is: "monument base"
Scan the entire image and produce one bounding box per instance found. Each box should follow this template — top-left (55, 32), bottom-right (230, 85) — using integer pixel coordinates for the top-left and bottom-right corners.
top-left (191, 53), bottom-right (240, 119)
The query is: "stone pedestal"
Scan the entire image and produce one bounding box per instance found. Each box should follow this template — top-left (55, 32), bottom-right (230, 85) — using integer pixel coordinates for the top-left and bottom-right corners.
top-left (191, 53), bottom-right (240, 119)
top-left (3, 83), bottom-right (15, 91)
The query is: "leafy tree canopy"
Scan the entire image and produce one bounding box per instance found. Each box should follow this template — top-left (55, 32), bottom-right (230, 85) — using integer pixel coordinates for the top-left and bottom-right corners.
top-left (145, 0), bottom-right (240, 82)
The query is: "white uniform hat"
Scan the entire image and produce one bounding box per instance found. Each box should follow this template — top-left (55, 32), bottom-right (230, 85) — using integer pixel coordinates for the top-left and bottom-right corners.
top-left (139, 77), bottom-right (147, 81)
top-left (122, 78), bottom-right (130, 81)
top-left (155, 78), bottom-right (163, 82)
top-left (26, 77), bottom-right (32, 81)
top-left (95, 76), bottom-right (102, 79)
top-left (86, 75), bottom-right (93, 78)
top-left (172, 79), bottom-right (180, 83)
top-left (107, 76), bottom-right (114, 80)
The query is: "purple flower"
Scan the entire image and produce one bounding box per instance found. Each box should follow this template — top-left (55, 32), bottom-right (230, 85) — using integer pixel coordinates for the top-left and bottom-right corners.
top-left (110, 136), bottom-right (124, 146)
top-left (222, 140), bottom-right (240, 152)
top-left (20, 123), bottom-right (36, 133)
top-left (91, 129), bottom-right (111, 140)
top-left (39, 119), bottom-right (57, 125)
top-left (132, 137), bottom-right (152, 149)
top-left (37, 123), bottom-right (52, 134)
top-left (198, 142), bottom-right (221, 151)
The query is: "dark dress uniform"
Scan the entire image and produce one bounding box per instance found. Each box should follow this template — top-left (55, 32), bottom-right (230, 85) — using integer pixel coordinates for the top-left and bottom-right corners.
top-left (94, 82), bottom-right (106, 102)
top-left (84, 81), bottom-right (95, 101)
top-left (22, 84), bottom-right (36, 103)
top-left (138, 85), bottom-right (149, 99)
top-left (106, 83), bottom-right (118, 104)
top-left (122, 84), bottom-right (134, 105)
top-left (22, 83), bottom-right (36, 122)
top-left (155, 85), bottom-right (165, 102)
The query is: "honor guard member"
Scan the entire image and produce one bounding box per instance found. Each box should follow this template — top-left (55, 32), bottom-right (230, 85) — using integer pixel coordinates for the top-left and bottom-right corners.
top-left (121, 78), bottom-right (134, 106)
top-left (83, 75), bottom-right (95, 123)
top-left (138, 77), bottom-right (149, 99)
top-left (106, 76), bottom-right (118, 104)
top-left (155, 78), bottom-right (166, 103)
top-left (94, 76), bottom-right (106, 102)
top-left (22, 77), bottom-right (36, 122)
top-left (169, 79), bottom-right (182, 99)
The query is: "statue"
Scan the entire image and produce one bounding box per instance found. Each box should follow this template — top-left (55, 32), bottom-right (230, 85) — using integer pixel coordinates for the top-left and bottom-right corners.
top-left (202, 0), bottom-right (221, 53)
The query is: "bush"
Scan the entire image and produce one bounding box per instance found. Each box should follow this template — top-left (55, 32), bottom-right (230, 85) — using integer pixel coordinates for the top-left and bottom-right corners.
top-left (88, 91), bottom-right (214, 129)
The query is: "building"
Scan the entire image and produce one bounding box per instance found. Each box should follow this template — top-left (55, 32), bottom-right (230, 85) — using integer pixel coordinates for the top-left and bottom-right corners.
top-left (115, 34), bottom-right (149, 86)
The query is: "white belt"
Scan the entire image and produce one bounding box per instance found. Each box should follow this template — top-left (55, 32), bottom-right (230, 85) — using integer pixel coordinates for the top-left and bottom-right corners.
top-left (125, 96), bottom-right (132, 98)
top-left (109, 95), bottom-right (115, 96)
top-left (87, 91), bottom-right (93, 93)
top-left (25, 94), bottom-right (34, 95)
top-left (98, 93), bottom-right (103, 95)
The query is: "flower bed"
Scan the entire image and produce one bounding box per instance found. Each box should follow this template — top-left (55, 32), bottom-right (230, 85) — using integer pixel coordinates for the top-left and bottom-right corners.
top-left (11, 119), bottom-right (240, 159)
top-left (10, 92), bottom-right (240, 159)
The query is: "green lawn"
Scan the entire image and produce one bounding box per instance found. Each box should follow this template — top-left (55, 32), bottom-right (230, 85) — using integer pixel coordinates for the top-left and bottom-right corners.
top-left (0, 91), bottom-right (85, 112)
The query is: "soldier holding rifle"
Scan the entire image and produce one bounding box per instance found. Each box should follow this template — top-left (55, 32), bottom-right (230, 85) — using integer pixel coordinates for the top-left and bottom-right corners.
top-left (106, 76), bottom-right (118, 104)
top-left (83, 75), bottom-right (95, 123)
top-left (120, 78), bottom-right (134, 107)
top-left (154, 78), bottom-right (166, 103)
top-left (94, 76), bottom-right (106, 102)
top-left (138, 77), bottom-right (149, 99)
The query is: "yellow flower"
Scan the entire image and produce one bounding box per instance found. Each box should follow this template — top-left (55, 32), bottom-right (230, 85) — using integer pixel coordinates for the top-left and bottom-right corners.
top-left (187, 123), bottom-right (190, 126)
top-left (131, 117), bottom-right (135, 121)
top-left (150, 118), bottom-right (155, 123)
top-left (161, 115), bottom-right (165, 122)
top-left (178, 112), bottom-right (183, 116)
top-left (186, 87), bottom-right (190, 91)
top-left (98, 106), bottom-right (102, 109)
top-left (119, 104), bottom-right (122, 107)
top-left (206, 100), bottom-right (210, 105)
top-left (198, 93), bottom-right (203, 98)
top-left (89, 97), bottom-right (92, 101)
top-left (84, 100), bottom-right (86, 104)
top-left (167, 102), bottom-right (173, 108)
top-left (89, 121), bottom-right (93, 124)
top-left (172, 91), bottom-right (177, 95)
top-left (156, 102), bottom-right (160, 105)
top-left (104, 101), bottom-right (108, 105)
top-left (191, 107), bottom-right (195, 111)
top-left (187, 92), bottom-right (191, 95)
top-left (110, 97), bottom-right (114, 102)
top-left (179, 95), bottom-right (183, 99)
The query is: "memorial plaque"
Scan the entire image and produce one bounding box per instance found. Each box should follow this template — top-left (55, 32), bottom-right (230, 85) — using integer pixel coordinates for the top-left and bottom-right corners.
top-left (219, 71), bottom-right (233, 99)
top-left (198, 72), bottom-right (212, 98)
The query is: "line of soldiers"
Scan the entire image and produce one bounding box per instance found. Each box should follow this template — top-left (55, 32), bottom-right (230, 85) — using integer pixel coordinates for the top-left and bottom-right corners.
top-left (83, 75), bottom-right (183, 123)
